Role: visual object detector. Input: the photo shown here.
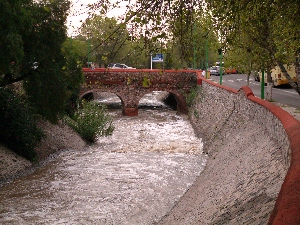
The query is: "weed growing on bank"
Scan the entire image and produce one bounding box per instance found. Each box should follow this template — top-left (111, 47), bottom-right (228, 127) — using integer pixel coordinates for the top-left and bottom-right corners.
top-left (65, 101), bottom-right (114, 143)
top-left (186, 86), bottom-right (202, 108)
top-left (0, 88), bottom-right (45, 161)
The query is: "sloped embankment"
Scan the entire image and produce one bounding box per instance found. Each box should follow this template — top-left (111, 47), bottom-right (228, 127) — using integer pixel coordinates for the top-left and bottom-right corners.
top-left (0, 119), bottom-right (86, 187)
top-left (158, 81), bottom-right (290, 224)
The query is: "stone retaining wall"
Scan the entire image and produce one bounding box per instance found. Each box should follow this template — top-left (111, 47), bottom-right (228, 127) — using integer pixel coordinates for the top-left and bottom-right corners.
top-left (158, 79), bottom-right (300, 224)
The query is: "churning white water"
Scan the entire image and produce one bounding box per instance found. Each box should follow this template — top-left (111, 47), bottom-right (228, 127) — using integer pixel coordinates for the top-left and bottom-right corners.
top-left (0, 91), bottom-right (207, 225)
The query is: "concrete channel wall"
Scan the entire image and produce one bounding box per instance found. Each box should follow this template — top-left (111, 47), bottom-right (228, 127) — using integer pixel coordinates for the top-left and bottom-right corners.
top-left (158, 78), bottom-right (300, 224)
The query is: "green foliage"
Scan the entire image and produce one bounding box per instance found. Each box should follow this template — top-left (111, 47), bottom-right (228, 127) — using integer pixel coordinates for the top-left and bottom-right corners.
top-left (81, 16), bottom-right (130, 66)
top-left (127, 77), bottom-right (132, 85)
top-left (65, 101), bottom-right (114, 143)
top-left (0, 88), bottom-right (45, 161)
top-left (71, 1), bottom-right (224, 70)
top-left (23, 59), bottom-right (68, 123)
top-left (193, 109), bottom-right (199, 119)
top-left (80, 0), bottom-right (299, 74)
top-left (22, 0), bottom-right (72, 123)
top-left (62, 40), bottom-right (85, 116)
top-left (207, 0), bottom-right (300, 90)
top-left (79, 15), bottom-right (151, 68)
top-left (142, 76), bottom-right (151, 87)
top-left (0, 0), bottom-right (78, 123)
top-left (186, 86), bottom-right (201, 108)
top-left (0, 0), bottom-right (32, 77)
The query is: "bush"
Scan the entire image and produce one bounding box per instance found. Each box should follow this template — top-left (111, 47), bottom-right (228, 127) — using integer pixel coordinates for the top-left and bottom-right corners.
top-left (65, 101), bottom-right (114, 142)
top-left (0, 88), bottom-right (45, 161)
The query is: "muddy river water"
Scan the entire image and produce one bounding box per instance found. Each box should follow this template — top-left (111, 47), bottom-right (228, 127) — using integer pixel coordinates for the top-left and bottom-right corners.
top-left (0, 92), bottom-right (207, 224)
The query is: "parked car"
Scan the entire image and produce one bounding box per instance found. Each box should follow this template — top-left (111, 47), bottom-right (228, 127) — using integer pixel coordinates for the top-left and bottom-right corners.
top-left (225, 67), bottom-right (238, 74)
top-left (108, 63), bottom-right (135, 69)
top-left (208, 66), bottom-right (223, 76)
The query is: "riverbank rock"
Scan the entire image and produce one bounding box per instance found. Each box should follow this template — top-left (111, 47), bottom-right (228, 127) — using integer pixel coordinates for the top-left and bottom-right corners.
top-left (0, 119), bottom-right (86, 186)
top-left (35, 119), bottom-right (86, 161)
top-left (0, 145), bottom-right (32, 182)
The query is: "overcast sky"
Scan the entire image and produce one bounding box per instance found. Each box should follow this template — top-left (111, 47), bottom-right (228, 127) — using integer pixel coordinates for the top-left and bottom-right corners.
top-left (67, 0), bottom-right (129, 36)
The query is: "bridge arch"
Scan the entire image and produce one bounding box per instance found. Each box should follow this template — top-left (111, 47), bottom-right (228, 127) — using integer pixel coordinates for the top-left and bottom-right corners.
top-left (136, 89), bottom-right (187, 112)
top-left (81, 91), bottom-right (94, 101)
top-left (80, 90), bottom-right (124, 107)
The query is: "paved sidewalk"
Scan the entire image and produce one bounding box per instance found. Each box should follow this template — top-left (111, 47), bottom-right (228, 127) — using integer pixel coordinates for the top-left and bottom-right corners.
top-left (274, 102), bottom-right (300, 122)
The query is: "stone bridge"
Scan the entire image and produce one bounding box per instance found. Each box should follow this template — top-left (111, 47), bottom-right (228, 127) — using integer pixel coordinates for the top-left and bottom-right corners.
top-left (81, 68), bottom-right (201, 116)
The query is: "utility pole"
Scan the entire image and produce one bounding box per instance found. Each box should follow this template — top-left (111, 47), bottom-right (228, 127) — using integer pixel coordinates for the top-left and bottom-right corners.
top-left (87, 32), bottom-right (91, 68)
top-left (205, 30), bottom-right (210, 79)
top-left (261, 69), bottom-right (265, 99)
top-left (218, 48), bottom-right (223, 85)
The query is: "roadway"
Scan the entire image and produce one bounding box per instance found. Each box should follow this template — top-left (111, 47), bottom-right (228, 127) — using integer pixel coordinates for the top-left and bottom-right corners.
top-left (209, 74), bottom-right (300, 109)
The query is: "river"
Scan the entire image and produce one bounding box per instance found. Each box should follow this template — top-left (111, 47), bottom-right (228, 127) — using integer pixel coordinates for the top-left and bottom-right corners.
top-left (0, 92), bottom-right (207, 225)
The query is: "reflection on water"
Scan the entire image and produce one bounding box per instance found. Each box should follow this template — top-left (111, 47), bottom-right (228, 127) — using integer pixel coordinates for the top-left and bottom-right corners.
top-left (0, 92), bottom-right (207, 225)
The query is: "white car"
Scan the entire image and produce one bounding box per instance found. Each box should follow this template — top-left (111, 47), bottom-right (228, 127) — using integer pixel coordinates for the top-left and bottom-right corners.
top-left (108, 63), bottom-right (135, 69)
top-left (208, 66), bottom-right (223, 76)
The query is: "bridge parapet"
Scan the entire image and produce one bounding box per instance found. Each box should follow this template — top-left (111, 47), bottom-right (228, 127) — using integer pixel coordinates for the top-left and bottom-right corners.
top-left (81, 68), bottom-right (200, 116)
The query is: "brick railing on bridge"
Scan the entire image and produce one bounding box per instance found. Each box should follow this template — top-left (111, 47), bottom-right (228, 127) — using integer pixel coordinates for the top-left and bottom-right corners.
top-left (81, 68), bottom-right (201, 116)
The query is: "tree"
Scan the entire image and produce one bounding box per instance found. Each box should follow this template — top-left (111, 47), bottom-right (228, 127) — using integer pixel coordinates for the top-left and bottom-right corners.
top-left (80, 16), bottom-right (127, 67)
top-left (83, 0), bottom-right (231, 70)
top-left (0, 0), bottom-right (84, 122)
top-left (271, 0), bottom-right (300, 93)
top-left (64, 0), bottom-right (300, 94)
top-left (0, 0), bottom-right (32, 81)
top-left (207, 0), bottom-right (300, 95)
top-left (78, 0), bottom-right (214, 68)
top-left (78, 14), bottom-right (155, 68)
top-left (62, 39), bottom-right (85, 116)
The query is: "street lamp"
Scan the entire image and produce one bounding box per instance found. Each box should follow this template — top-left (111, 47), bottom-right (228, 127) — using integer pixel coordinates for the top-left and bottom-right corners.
top-left (205, 37), bottom-right (208, 78)
top-left (261, 68), bottom-right (265, 99)
top-left (87, 32), bottom-right (91, 68)
top-left (193, 24), bottom-right (196, 69)
top-left (218, 48), bottom-right (223, 85)
top-left (204, 29), bottom-right (211, 79)
top-left (193, 39), bottom-right (196, 69)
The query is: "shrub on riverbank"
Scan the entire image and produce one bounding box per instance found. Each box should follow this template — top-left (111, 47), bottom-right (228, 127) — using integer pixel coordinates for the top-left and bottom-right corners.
top-left (186, 86), bottom-right (202, 108)
top-left (0, 88), bottom-right (45, 161)
top-left (65, 101), bottom-right (114, 143)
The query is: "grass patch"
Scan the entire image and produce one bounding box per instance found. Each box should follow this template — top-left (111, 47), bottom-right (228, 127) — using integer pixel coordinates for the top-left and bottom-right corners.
top-left (294, 108), bottom-right (300, 113)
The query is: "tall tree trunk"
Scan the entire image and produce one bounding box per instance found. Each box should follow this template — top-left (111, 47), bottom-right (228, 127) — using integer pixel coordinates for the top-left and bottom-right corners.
top-left (265, 70), bottom-right (273, 101)
top-left (247, 70), bottom-right (250, 86)
top-left (277, 60), bottom-right (300, 95)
